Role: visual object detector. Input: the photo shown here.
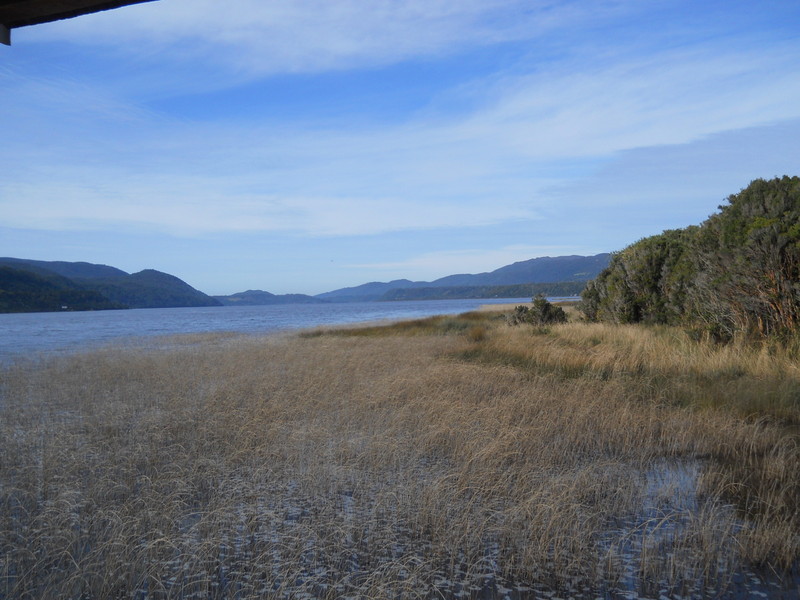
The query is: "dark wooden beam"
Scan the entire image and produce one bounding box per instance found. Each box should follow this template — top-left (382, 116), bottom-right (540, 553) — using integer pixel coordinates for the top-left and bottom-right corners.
top-left (0, 0), bottom-right (157, 44)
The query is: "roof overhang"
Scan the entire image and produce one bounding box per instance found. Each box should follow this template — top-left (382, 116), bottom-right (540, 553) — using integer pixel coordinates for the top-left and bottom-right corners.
top-left (0, 0), bottom-right (157, 44)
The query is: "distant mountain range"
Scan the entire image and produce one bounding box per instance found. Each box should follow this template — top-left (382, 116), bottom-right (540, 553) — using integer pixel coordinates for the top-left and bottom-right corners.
top-left (213, 289), bottom-right (324, 306)
top-left (0, 253), bottom-right (611, 313)
top-left (0, 257), bottom-right (220, 313)
top-left (380, 281), bottom-right (589, 301)
top-left (316, 254), bottom-right (611, 302)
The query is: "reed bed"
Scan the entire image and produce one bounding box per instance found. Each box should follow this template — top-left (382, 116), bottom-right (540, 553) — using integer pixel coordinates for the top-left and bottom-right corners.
top-left (1, 316), bottom-right (798, 599)
top-left (464, 318), bottom-right (800, 423)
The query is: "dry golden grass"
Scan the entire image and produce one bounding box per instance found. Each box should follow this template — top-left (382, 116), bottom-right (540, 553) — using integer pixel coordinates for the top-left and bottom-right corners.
top-left (463, 318), bottom-right (800, 424)
top-left (1, 311), bottom-right (798, 598)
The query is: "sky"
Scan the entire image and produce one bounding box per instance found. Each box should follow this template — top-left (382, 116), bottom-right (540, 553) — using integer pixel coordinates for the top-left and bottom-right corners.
top-left (1, 0), bottom-right (799, 296)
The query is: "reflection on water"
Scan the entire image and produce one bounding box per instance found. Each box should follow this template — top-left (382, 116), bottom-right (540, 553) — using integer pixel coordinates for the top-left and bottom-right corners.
top-left (596, 459), bottom-right (798, 600)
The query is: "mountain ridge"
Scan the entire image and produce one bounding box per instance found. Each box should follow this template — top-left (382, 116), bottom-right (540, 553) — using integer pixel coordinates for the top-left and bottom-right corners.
top-left (316, 253), bottom-right (611, 302)
top-left (0, 266), bottom-right (127, 313)
top-left (0, 258), bottom-right (221, 312)
top-left (213, 289), bottom-right (325, 306)
top-left (1, 252), bottom-right (612, 313)
top-left (0, 257), bottom-right (128, 280)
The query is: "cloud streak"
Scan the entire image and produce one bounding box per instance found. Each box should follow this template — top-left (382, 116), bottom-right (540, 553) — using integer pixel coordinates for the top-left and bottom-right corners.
top-left (3, 0), bottom-right (800, 293)
top-left (4, 27), bottom-right (799, 238)
top-left (24, 1), bottom-right (617, 75)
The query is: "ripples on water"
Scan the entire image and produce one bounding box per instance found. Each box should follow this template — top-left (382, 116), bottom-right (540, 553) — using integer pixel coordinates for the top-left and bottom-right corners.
top-left (0, 299), bottom-right (532, 363)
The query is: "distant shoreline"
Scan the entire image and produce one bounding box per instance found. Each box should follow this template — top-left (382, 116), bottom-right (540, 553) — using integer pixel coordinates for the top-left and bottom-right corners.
top-left (478, 296), bottom-right (580, 311)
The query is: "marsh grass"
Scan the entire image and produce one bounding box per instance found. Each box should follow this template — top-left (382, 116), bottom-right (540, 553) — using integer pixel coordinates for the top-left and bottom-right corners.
top-left (300, 311), bottom-right (500, 339)
top-left (1, 310), bottom-right (798, 598)
top-left (460, 318), bottom-right (800, 423)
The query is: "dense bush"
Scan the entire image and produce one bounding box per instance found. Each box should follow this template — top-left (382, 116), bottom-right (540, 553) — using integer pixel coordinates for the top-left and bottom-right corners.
top-left (692, 176), bottom-right (800, 338)
top-left (581, 228), bottom-right (696, 325)
top-left (508, 294), bottom-right (568, 326)
top-left (581, 176), bottom-right (800, 339)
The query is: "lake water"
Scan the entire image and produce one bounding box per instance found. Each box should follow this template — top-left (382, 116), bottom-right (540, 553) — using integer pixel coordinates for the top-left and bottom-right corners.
top-left (0, 298), bottom-right (533, 363)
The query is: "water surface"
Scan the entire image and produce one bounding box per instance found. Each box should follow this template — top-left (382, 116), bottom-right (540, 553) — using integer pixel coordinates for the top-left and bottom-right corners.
top-left (0, 298), bottom-right (530, 363)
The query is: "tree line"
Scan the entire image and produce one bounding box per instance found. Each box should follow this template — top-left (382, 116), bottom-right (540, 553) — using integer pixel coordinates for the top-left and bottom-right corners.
top-left (580, 176), bottom-right (800, 340)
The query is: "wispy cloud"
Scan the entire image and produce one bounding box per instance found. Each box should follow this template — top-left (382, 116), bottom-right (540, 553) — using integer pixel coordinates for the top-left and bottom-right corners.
top-left (454, 42), bottom-right (800, 158)
top-left (24, 0), bottom-right (620, 76)
top-left (4, 26), bottom-right (799, 238)
top-left (0, 178), bottom-right (538, 237)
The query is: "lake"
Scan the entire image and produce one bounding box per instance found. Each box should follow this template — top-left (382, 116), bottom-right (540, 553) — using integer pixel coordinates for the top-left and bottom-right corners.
top-left (0, 298), bottom-right (535, 363)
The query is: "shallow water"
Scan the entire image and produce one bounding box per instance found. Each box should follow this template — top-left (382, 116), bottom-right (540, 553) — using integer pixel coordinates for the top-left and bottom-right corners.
top-left (0, 298), bottom-right (532, 363)
top-left (124, 459), bottom-right (799, 600)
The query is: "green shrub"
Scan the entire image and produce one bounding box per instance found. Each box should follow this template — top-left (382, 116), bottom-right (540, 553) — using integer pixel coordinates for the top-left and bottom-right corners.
top-left (581, 176), bottom-right (800, 340)
top-left (508, 294), bottom-right (568, 326)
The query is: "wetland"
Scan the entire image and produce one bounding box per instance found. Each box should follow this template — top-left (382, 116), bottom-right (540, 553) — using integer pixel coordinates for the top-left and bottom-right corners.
top-left (1, 307), bottom-right (798, 598)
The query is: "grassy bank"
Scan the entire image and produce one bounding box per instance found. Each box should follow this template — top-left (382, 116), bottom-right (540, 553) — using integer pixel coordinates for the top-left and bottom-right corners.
top-left (1, 310), bottom-right (798, 598)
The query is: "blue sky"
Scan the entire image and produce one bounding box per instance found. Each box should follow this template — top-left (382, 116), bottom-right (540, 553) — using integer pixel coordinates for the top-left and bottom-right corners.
top-left (2, 0), bottom-right (799, 295)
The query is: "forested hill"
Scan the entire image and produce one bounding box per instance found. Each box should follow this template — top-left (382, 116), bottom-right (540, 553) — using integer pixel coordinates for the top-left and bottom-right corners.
top-left (86, 269), bottom-right (222, 309)
top-left (214, 289), bottom-right (325, 305)
top-left (381, 281), bottom-right (587, 301)
top-left (581, 176), bottom-right (800, 340)
top-left (0, 257), bottom-right (128, 280)
top-left (318, 254), bottom-right (610, 302)
top-left (430, 254), bottom-right (611, 287)
top-left (0, 258), bottom-right (221, 313)
top-left (0, 267), bottom-right (126, 313)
